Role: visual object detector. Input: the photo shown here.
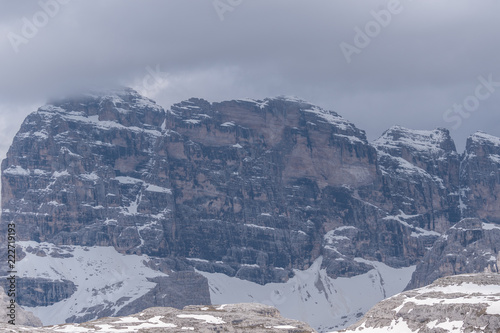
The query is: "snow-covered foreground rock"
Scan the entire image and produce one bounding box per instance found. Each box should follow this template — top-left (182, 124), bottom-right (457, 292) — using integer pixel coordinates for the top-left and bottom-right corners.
top-left (0, 303), bottom-right (316, 332)
top-left (338, 273), bottom-right (500, 333)
top-left (199, 256), bottom-right (415, 332)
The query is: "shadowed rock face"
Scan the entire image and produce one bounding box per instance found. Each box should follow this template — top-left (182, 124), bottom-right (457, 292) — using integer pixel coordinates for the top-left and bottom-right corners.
top-left (341, 273), bottom-right (500, 333)
top-left (406, 131), bottom-right (500, 289)
top-left (1, 89), bottom-right (394, 283)
top-left (0, 303), bottom-right (317, 332)
top-left (0, 286), bottom-right (42, 327)
top-left (460, 132), bottom-right (500, 223)
top-left (406, 218), bottom-right (500, 290)
top-left (374, 126), bottom-right (461, 234)
top-left (2, 87), bottom-right (500, 330)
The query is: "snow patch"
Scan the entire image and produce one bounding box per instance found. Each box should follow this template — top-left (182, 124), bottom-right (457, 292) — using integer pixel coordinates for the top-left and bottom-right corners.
top-left (244, 224), bottom-right (275, 231)
top-left (145, 184), bottom-right (172, 194)
top-left (302, 106), bottom-right (355, 132)
top-left (4, 165), bottom-right (30, 176)
top-left (184, 119), bottom-right (202, 125)
top-left (483, 222), bottom-right (500, 231)
top-left (489, 154), bottom-right (500, 164)
top-left (176, 314), bottom-right (225, 325)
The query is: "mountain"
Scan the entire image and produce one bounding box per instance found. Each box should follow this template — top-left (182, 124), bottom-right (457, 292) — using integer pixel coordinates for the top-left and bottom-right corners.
top-left (1, 87), bottom-right (499, 332)
top-left (339, 273), bottom-right (500, 333)
top-left (0, 303), bottom-right (316, 332)
top-left (407, 131), bottom-right (500, 289)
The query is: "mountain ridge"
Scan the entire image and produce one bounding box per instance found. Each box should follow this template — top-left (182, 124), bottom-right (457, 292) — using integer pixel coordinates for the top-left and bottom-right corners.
top-left (1, 87), bottom-right (499, 332)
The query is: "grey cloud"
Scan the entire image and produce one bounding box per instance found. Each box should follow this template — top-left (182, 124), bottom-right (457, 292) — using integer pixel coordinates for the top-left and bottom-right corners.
top-left (0, 0), bottom-right (499, 154)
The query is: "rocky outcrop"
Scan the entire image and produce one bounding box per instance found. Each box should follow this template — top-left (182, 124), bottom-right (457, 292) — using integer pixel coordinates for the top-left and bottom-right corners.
top-left (407, 218), bottom-right (500, 290)
top-left (373, 126), bottom-right (461, 234)
top-left (0, 303), bottom-right (316, 333)
top-left (340, 273), bottom-right (500, 333)
top-left (460, 131), bottom-right (500, 222)
top-left (406, 131), bottom-right (500, 289)
top-left (0, 286), bottom-right (42, 327)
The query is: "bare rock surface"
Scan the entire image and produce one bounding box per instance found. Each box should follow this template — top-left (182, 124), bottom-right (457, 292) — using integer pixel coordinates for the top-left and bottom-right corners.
top-left (0, 286), bottom-right (42, 327)
top-left (339, 273), bottom-right (500, 333)
top-left (0, 303), bottom-right (316, 333)
top-left (407, 218), bottom-right (500, 290)
top-left (460, 132), bottom-right (500, 223)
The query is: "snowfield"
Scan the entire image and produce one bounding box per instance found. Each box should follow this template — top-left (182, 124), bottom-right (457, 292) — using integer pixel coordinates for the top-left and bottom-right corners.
top-left (198, 256), bottom-right (415, 332)
top-left (17, 241), bottom-right (167, 325)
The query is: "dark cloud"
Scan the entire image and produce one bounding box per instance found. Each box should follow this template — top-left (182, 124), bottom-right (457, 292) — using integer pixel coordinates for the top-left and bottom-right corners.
top-left (1, 0), bottom-right (500, 156)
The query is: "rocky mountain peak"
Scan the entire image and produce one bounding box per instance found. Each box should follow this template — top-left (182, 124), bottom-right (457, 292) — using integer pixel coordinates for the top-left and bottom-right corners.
top-left (407, 218), bottom-right (500, 289)
top-left (170, 96), bottom-right (368, 144)
top-left (467, 131), bottom-right (500, 148)
top-left (373, 126), bottom-right (456, 157)
top-left (41, 87), bottom-right (165, 128)
top-left (372, 126), bottom-right (461, 233)
top-left (463, 131), bottom-right (500, 165)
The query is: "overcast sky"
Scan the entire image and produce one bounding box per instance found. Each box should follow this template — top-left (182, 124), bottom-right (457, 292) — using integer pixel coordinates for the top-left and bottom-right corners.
top-left (1, 0), bottom-right (500, 159)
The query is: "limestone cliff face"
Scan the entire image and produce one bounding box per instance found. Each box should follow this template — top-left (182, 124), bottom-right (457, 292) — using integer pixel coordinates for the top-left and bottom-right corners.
top-left (406, 218), bottom-right (500, 290)
top-left (406, 131), bottom-right (500, 289)
top-left (1, 89), bottom-right (171, 255)
top-left (1, 90), bottom-right (395, 285)
top-left (2, 87), bottom-right (500, 329)
top-left (373, 126), bottom-right (461, 233)
top-left (460, 132), bottom-right (500, 222)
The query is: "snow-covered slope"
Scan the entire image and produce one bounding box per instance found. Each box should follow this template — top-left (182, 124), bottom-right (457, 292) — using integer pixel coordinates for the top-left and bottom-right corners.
top-left (199, 256), bottom-right (415, 332)
top-left (339, 273), bottom-right (500, 333)
top-left (17, 241), bottom-right (167, 325)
